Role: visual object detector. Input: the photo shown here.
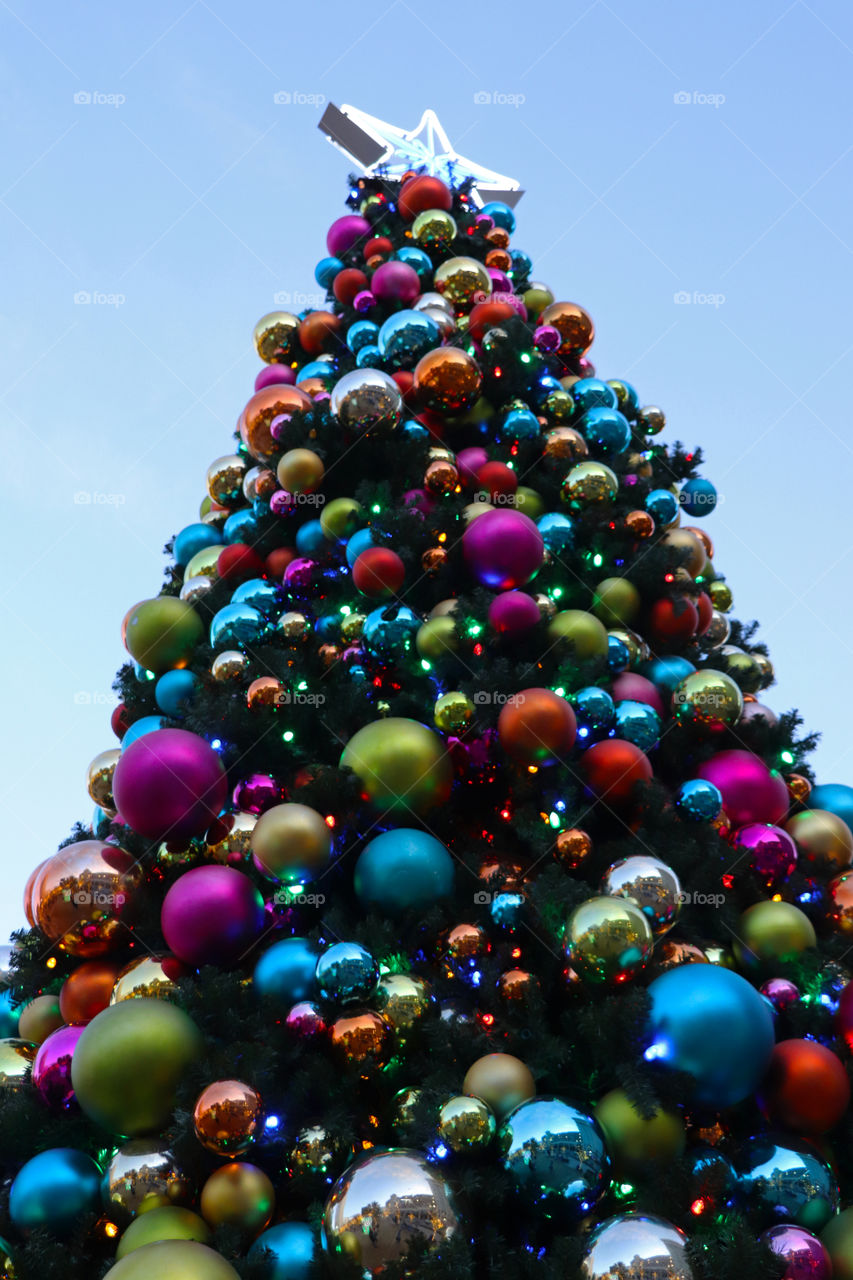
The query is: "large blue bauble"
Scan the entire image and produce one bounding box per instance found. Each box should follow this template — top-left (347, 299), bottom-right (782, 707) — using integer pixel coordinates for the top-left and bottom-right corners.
top-left (173, 523), bottom-right (223, 567)
top-left (378, 310), bottom-right (439, 370)
top-left (810, 783), bottom-right (853, 834)
top-left (580, 407), bottom-right (631, 455)
top-left (315, 941), bottom-right (378, 1005)
top-left (223, 508), bottom-right (259, 544)
top-left (296, 519), bottom-right (332, 558)
top-left (314, 256), bottom-right (343, 288)
top-left (645, 966), bottom-right (774, 1108)
top-left (209, 603), bottom-right (264, 649)
top-left (355, 829), bottom-right (455, 916)
top-left (9, 1148), bottom-right (101, 1236)
top-left (537, 512), bottom-right (574, 554)
top-left (679, 477), bottom-right (717, 517)
top-left (362, 605), bottom-right (420, 658)
top-left (614, 700), bottom-right (660, 751)
top-left (570, 377), bottom-right (617, 414)
top-left (642, 655), bottom-right (695, 694)
top-left (253, 937), bottom-right (319, 1006)
top-left (499, 1097), bottom-right (610, 1221)
top-left (249, 1221), bottom-right (316, 1280)
top-left (0, 988), bottom-right (19, 1037)
top-left (120, 715), bottom-right (165, 751)
top-left (155, 669), bottom-right (198, 718)
top-left (231, 578), bottom-right (281, 616)
top-left (499, 405), bottom-right (540, 440)
top-left (480, 201), bottom-right (516, 232)
top-left (736, 1135), bottom-right (839, 1230)
top-left (346, 319), bottom-right (379, 354)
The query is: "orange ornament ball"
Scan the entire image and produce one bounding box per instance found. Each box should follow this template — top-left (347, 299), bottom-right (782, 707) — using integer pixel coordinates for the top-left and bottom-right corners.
top-left (60, 959), bottom-right (123, 1025)
top-left (240, 385), bottom-right (313, 465)
top-left (758, 1039), bottom-right (850, 1134)
top-left (398, 174), bottom-right (453, 221)
top-left (414, 347), bottom-right (482, 414)
top-left (582, 739), bottom-right (653, 806)
top-left (539, 301), bottom-right (595, 355)
top-left (498, 688), bottom-right (577, 767)
top-left (298, 311), bottom-right (342, 357)
top-left (332, 268), bottom-right (368, 306)
top-left (468, 300), bottom-right (517, 343)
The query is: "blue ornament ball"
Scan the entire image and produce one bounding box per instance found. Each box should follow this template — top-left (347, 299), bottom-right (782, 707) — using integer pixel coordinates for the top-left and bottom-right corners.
top-left (645, 966), bottom-right (775, 1109)
top-left (173, 523), bottom-right (223, 567)
top-left (378, 310), bottom-right (439, 369)
top-left (249, 1221), bottom-right (317, 1280)
top-left (120, 715), bottom-right (165, 751)
top-left (572, 686), bottom-right (615, 742)
top-left (607, 635), bottom-right (631, 674)
top-left (490, 891), bottom-right (525, 928)
top-left (675, 778), bottom-right (723, 822)
top-left (154, 670), bottom-right (198, 718)
top-left (362, 605), bottom-right (419, 658)
top-left (579, 407), bottom-right (631, 455)
top-left (645, 488), bottom-right (680, 526)
top-left (315, 941), bottom-right (378, 1005)
top-left (355, 829), bottom-right (455, 916)
top-left (607, 379), bottom-right (640, 417)
top-left (346, 320), bottom-right (380, 354)
top-left (500, 405), bottom-right (541, 441)
top-left (0, 988), bottom-right (19, 1037)
top-left (209, 603), bottom-right (265, 650)
top-left (537, 512), bottom-right (574, 554)
top-left (393, 245), bottom-right (433, 280)
top-left (510, 249), bottom-right (532, 277)
top-left (345, 526), bottom-right (376, 568)
top-left (679, 477), bottom-right (717, 517)
top-left (643, 655), bottom-right (695, 694)
top-left (295, 519), bottom-right (332, 559)
top-left (614, 700), bottom-right (661, 752)
top-left (355, 344), bottom-right (383, 368)
top-left (253, 937), bottom-right (320, 1006)
top-left (223, 509), bottom-right (260, 545)
top-left (480, 201), bottom-right (516, 232)
top-left (499, 1097), bottom-right (610, 1221)
top-left (570, 378), bottom-right (617, 414)
top-left (297, 360), bottom-right (335, 385)
top-left (231, 578), bottom-right (281, 616)
top-left (9, 1148), bottom-right (101, 1236)
top-left (736, 1135), bottom-right (839, 1230)
top-left (810, 783), bottom-right (853, 834)
top-left (314, 256), bottom-right (343, 288)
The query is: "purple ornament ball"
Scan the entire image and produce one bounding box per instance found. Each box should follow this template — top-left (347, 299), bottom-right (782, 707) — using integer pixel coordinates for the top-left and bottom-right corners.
top-left (283, 556), bottom-right (319, 597)
top-left (697, 749), bottom-right (789, 827)
top-left (161, 865), bottom-right (265, 967)
top-left (760, 977), bottom-right (800, 1011)
top-left (326, 215), bottom-right (370, 257)
top-left (371, 261), bottom-right (420, 305)
top-left (732, 823), bottom-right (798, 884)
top-left (761, 1225), bottom-right (832, 1280)
top-left (488, 591), bottom-right (541, 637)
top-left (254, 365), bottom-right (296, 392)
top-left (740, 700), bottom-right (779, 729)
top-left (32, 1024), bottom-right (85, 1110)
top-left (457, 447), bottom-right (489, 486)
top-left (232, 774), bottom-right (283, 815)
top-left (488, 270), bottom-right (513, 294)
top-left (112, 728), bottom-right (228, 842)
top-left (462, 508), bottom-right (544, 590)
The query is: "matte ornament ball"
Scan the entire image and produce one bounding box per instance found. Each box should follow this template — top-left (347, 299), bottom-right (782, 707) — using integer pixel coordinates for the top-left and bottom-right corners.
top-left (9, 1147), bottom-right (102, 1237)
top-left (113, 729), bottom-right (228, 842)
top-left (498, 687), bottom-right (576, 766)
top-left (758, 1038), bottom-right (850, 1134)
top-left (582, 739), bottom-right (653, 807)
top-left (340, 717), bottom-right (453, 816)
top-left (355, 828), bottom-right (455, 916)
top-left (462, 1052), bottom-right (536, 1119)
top-left (123, 596), bottom-right (203, 674)
top-left (734, 900), bottom-right (816, 969)
top-left (161, 866), bottom-right (265, 968)
top-left (595, 1089), bottom-right (685, 1175)
top-left (786, 808), bottom-right (853, 875)
top-left (566, 896), bottom-right (653, 984)
top-left (115, 1206), bottom-right (210, 1257)
top-left (253, 937), bottom-right (319, 1006)
top-left (499, 1097), bottom-right (610, 1222)
top-left (696, 749), bottom-right (789, 826)
top-left (249, 1222), bottom-right (316, 1280)
top-left (105, 1240), bottom-right (241, 1280)
top-left (463, 508), bottom-right (544, 589)
top-left (323, 1149), bottom-right (458, 1277)
top-left (250, 803), bottom-right (332, 885)
top-left (200, 1162), bottom-right (274, 1235)
top-left (821, 1209), bottom-right (853, 1280)
top-left (581, 1214), bottom-right (693, 1280)
top-left (645, 965), bottom-right (774, 1108)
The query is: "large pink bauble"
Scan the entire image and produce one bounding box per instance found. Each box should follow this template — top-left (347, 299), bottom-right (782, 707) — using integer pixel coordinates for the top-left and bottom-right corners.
top-left (254, 365), bottom-right (296, 392)
top-left (113, 729), bottom-right (228, 842)
top-left (696, 750), bottom-right (789, 827)
top-left (32, 1024), bottom-right (84, 1110)
top-left (161, 866), bottom-right (265, 967)
top-left (488, 591), bottom-right (541, 637)
top-left (326, 215), bottom-right (370, 257)
top-left (370, 261), bottom-right (420, 304)
top-left (611, 673), bottom-right (665, 717)
top-left (463, 509), bottom-right (544, 590)
top-left (761, 1225), bottom-right (832, 1280)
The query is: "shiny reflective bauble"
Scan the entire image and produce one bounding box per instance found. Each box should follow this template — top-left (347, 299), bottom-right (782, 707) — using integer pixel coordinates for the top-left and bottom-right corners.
top-left (414, 347), bottom-right (482, 413)
top-left (241, 385), bottom-right (313, 463)
top-left (206, 454), bottom-right (247, 507)
top-left (288, 1125), bottom-right (342, 1186)
top-left (340, 717), bottom-right (453, 816)
top-left (433, 255), bottom-right (491, 307)
top-left (103, 1139), bottom-right (191, 1223)
top-left (200, 1162), bottom-right (274, 1235)
top-left (601, 855), bottom-right (682, 935)
top-left (86, 748), bottom-right (120, 813)
top-left (374, 972), bottom-right (433, 1038)
top-left (33, 839), bottom-right (141, 957)
top-left (565, 896), bottom-right (653, 984)
top-left (31, 1024), bottom-right (82, 1109)
top-left (760, 1225), bottom-right (832, 1280)
top-left (253, 936), bottom-right (320, 1006)
top-left (323, 1148), bottom-right (458, 1277)
top-left (206, 810), bottom-right (256, 866)
top-left (248, 1221), bottom-right (317, 1280)
top-left (562, 460), bottom-right (618, 509)
top-left (539, 301), bottom-right (595, 355)
top-left (330, 1009), bottom-right (393, 1067)
top-left (111, 954), bottom-right (187, 1003)
top-left (193, 1080), bottom-right (263, 1157)
top-left (581, 1214), bottom-right (693, 1280)
top-left (434, 690), bottom-right (474, 734)
top-left (0, 1038), bottom-right (36, 1091)
top-left (543, 426), bottom-right (588, 461)
top-left (462, 1052), bottom-right (535, 1119)
top-left (411, 207), bottom-right (457, 250)
top-left (330, 368), bottom-right (403, 434)
top-left (315, 942), bottom-right (378, 1005)
top-left (254, 311), bottom-right (300, 363)
top-left (672, 669), bottom-right (743, 731)
top-left (554, 827), bottom-right (593, 870)
top-left (737, 1135), bottom-right (839, 1230)
top-left (499, 1097), bottom-right (610, 1221)
top-left (211, 649), bottom-right (248, 681)
top-left (437, 1095), bottom-right (496, 1152)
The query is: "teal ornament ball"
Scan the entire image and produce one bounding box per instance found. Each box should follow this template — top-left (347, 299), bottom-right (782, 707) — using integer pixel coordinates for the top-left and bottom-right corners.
top-left (736, 1135), bottom-right (839, 1230)
top-left (377, 310), bottom-right (439, 369)
top-left (249, 1221), bottom-right (316, 1280)
top-left (209, 603), bottom-right (265, 649)
top-left (0, 988), bottom-right (19, 1037)
top-left (10, 1148), bottom-right (101, 1236)
top-left (810, 783), bottom-right (853, 835)
top-left (499, 1097), bottom-right (610, 1221)
top-left (354, 829), bottom-right (455, 916)
top-left (315, 942), bottom-right (378, 1005)
top-left (253, 937), bottom-right (320, 1007)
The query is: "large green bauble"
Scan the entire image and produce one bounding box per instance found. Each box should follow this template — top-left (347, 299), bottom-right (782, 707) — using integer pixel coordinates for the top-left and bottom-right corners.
top-left (822, 1208), bottom-right (853, 1280)
top-left (340, 718), bottom-right (453, 816)
top-left (71, 998), bottom-right (204, 1136)
top-left (105, 1240), bottom-right (239, 1280)
top-left (124, 597), bottom-right (203, 674)
top-left (117, 1207), bottom-right (210, 1259)
top-left (592, 578), bottom-right (641, 628)
top-left (547, 609), bottom-right (609, 661)
top-left (595, 1087), bottom-right (685, 1175)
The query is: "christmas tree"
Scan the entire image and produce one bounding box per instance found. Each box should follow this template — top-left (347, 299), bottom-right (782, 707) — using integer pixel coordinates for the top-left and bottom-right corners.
top-left (2, 105), bottom-right (853, 1280)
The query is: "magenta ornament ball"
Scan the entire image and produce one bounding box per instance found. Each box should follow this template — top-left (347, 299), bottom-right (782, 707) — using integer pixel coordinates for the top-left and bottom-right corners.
top-left (457, 447), bottom-right (488, 485)
top-left (254, 365), bottom-right (296, 392)
top-left (113, 729), bottom-right (228, 842)
top-left (463, 508), bottom-right (544, 590)
top-left (326, 215), bottom-right (370, 257)
top-left (761, 1225), bottom-right (832, 1280)
top-left (370, 261), bottom-right (420, 304)
top-left (32, 1024), bottom-right (85, 1110)
top-left (611, 673), bottom-right (665, 717)
top-left (161, 866), bottom-right (265, 968)
top-left (696, 749), bottom-right (789, 827)
top-left (732, 823), bottom-right (798, 884)
top-left (489, 591), bottom-right (541, 637)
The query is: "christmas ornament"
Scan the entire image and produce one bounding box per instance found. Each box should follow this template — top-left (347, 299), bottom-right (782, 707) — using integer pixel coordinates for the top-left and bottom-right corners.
top-left (123, 597), bottom-right (203, 674)
top-left (200, 1162), bottom-right (274, 1235)
top-left (253, 937), bottom-right (320, 1006)
top-left (111, 954), bottom-right (187, 1003)
top-left (601, 855), bottom-right (682, 935)
top-left (734, 900), bottom-right (816, 969)
top-left (248, 1222), bottom-right (317, 1280)
top-left (32, 1024), bottom-right (83, 1109)
top-left (498, 687), bottom-right (576, 766)
top-left (737, 1135), bottom-right (838, 1230)
top-left (33, 839), bottom-right (141, 956)
top-left (595, 1089), bottom-right (685, 1175)
top-left (103, 1140), bottom-right (191, 1224)
top-left (581, 1214), bottom-right (692, 1280)
top-left (251, 803), bottom-right (332, 884)
top-left (437, 1095), bottom-right (496, 1152)
top-left (499, 1096), bottom-right (610, 1221)
top-left (462, 1052), bottom-right (535, 1119)
top-left (340, 717), bottom-right (453, 815)
top-left (330, 368), bottom-right (403, 434)
top-left (9, 1147), bottom-right (102, 1237)
top-left (786, 808), bottom-right (853, 875)
top-left (106, 1241), bottom-right (240, 1278)
top-left (60, 959), bottom-right (122, 1024)
top-left (315, 941), bottom-right (378, 1004)
top-left (758, 1038), bottom-right (849, 1134)
top-left (113, 729), bottom-right (228, 842)
top-left (696, 750), bottom-right (789, 826)
top-left (566, 897), bottom-right (653, 984)
top-left (161, 866), bottom-right (264, 968)
top-left (194, 1080), bottom-right (263, 1157)
top-left (582, 739), bottom-right (653, 806)
top-left (115, 1206), bottom-right (210, 1257)
top-left (355, 829), bottom-right (455, 915)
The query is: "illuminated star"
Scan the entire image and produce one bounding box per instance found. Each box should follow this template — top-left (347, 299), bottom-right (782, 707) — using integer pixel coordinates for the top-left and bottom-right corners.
top-left (319, 103), bottom-right (523, 208)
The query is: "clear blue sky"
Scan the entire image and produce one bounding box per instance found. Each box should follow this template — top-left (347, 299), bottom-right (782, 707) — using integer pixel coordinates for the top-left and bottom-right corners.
top-left (2, 0), bottom-right (852, 941)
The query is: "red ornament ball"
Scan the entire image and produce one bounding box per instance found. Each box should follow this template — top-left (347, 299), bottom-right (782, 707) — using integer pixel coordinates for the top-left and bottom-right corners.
top-left (477, 461), bottom-right (518, 502)
top-left (468, 300), bottom-right (517, 343)
top-left (646, 597), bottom-right (699, 651)
top-left (352, 547), bottom-right (405, 599)
top-left (110, 703), bottom-right (132, 741)
top-left (758, 1039), bottom-right (850, 1134)
top-left (498, 688), bottom-right (576, 766)
top-left (298, 311), bottom-right (342, 356)
top-left (365, 236), bottom-right (393, 259)
top-left (398, 174), bottom-right (453, 221)
top-left (582, 739), bottom-right (653, 806)
top-left (333, 268), bottom-right (368, 306)
top-left (218, 543), bottom-right (266, 586)
top-left (696, 591), bottom-right (714, 634)
top-left (265, 546), bottom-right (297, 579)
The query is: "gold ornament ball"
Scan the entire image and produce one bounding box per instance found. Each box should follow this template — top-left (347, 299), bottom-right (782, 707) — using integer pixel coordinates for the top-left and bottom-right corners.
top-left (250, 802), bottom-right (331, 884)
top-left (17, 994), bottom-right (63, 1045)
top-left (539, 300), bottom-right (595, 355)
top-left (734, 900), bottom-right (816, 970)
top-left (671, 669), bottom-right (743, 731)
top-left (276, 448), bottom-right (324, 493)
top-left (0, 1039), bottom-right (36, 1091)
top-left (341, 718), bottom-right (453, 817)
top-left (330, 1010), bottom-right (393, 1067)
top-left (721, 649), bottom-right (763, 693)
top-left (498, 969), bottom-right (539, 1003)
top-left (246, 677), bottom-right (284, 710)
top-left (116, 1206), bottom-right (210, 1259)
top-left (562, 461), bottom-right (618, 510)
top-left (424, 458), bottom-right (459, 495)
top-left (411, 207), bottom-right (457, 250)
top-left (786, 809), bottom-right (853, 876)
top-left (434, 691), bottom-right (474, 734)
top-left (787, 773), bottom-right (812, 805)
top-left (592, 578), bottom-right (641, 628)
top-left (422, 546), bottom-right (447, 574)
top-left (340, 612), bottom-right (366, 644)
top-left (106, 1241), bottom-right (239, 1280)
top-left (206, 455), bottom-right (247, 508)
top-left (543, 389), bottom-right (575, 423)
top-left (87, 748), bottom-right (120, 813)
top-left (34, 840), bottom-right (141, 957)
top-left (595, 1088), bottom-right (685, 1175)
top-left (278, 611), bottom-right (311, 644)
top-left (206, 811), bottom-right (257, 866)
top-left (242, 385), bottom-right (313, 464)
top-left (211, 650), bottom-right (247, 682)
top-left (112, 954), bottom-right (187, 1003)
top-left (414, 347), bottom-right (482, 414)
top-left (703, 610), bottom-right (730, 647)
top-left (658, 528), bottom-right (707, 579)
top-left (546, 609), bottom-right (609, 661)
top-left (462, 1052), bottom-right (535, 1119)
top-left (554, 828), bottom-right (592, 870)
top-left (433, 256), bottom-right (492, 308)
top-left (544, 427), bottom-right (588, 462)
top-left (253, 310), bottom-right (300, 364)
top-left (200, 1163), bottom-right (274, 1235)
top-left (565, 896), bottom-right (654, 985)
top-left (523, 282), bottom-right (555, 317)
top-left (103, 1139), bottom-right (192, 1223)
top-left (754, 652), bottom-right (774, 685)
top-left (624, 509), bottom-right (655, 539)
top-left (321, 497), bottom-right (364, 542)
top-left (375, 973), bottom-right (432, 1037)
top-left (443, 922), bottom-right (488, 963)
top-left (185, 545), bottom-right (221, 582)
top-left (638, 405), bottom-right (666, 435)
top-left (709, 580), bottom-right (733, 612)
top-left (193, 1080), bottom-right (263, 1158)
top-left (416, 615), bottom-right (459, 660)
top-left (438, 1095), bottom-right (496, 1152)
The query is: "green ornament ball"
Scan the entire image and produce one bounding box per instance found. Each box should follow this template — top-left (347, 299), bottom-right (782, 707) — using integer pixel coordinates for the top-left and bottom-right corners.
top-left (734, 900), bottom-right (817, 970)
top-left (592, 578), bottom-right (641, 628)
top-left (595, 1088), bottom-right (685, 1175)
top-left (104, 1240), bottom-right (239, 1280)
top-left (546, 609), bottom-right (609, 661)
top-left (117, 1206), bottom-right (211, 1259)
top-left (340, 718), bottom-right (453, 816)
top-left (123, 597), bottom-right (203, 674)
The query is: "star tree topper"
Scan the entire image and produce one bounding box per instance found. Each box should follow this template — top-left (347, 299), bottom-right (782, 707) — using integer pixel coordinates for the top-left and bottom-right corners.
top-left (319, 103), bottom-right (523, 208)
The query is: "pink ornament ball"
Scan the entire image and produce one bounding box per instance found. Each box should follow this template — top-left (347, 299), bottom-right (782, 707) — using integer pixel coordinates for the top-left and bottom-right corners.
top-left (457, 447), bottom-right (489, 486)
top-left (611, 672), bottom-right (665, 717)
top-left (732, 823), bottom-right (798, 884)
top-left (254, 365), bottom-right (296, 392)
top-left (761, 1225), bottom-right (832, 1280)
top-left (161, 865), bottom-right (265, 968)
top-left (113, 728), bottom-right (228, 843)
top-left (326, 215), bottom-right (370, 257)
top-left (489, 591), bottom-right (541, 637)
top-left (370, 261), bottom-right (420, 305)
top-left (696, 749), bottom-right (789, 827)
top-left (463, 508), bottom-right (544, 590)
top-left (232, 773), bottom-right (283, 814)
top-left (32, 1024), bottom-right (84, 1110)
